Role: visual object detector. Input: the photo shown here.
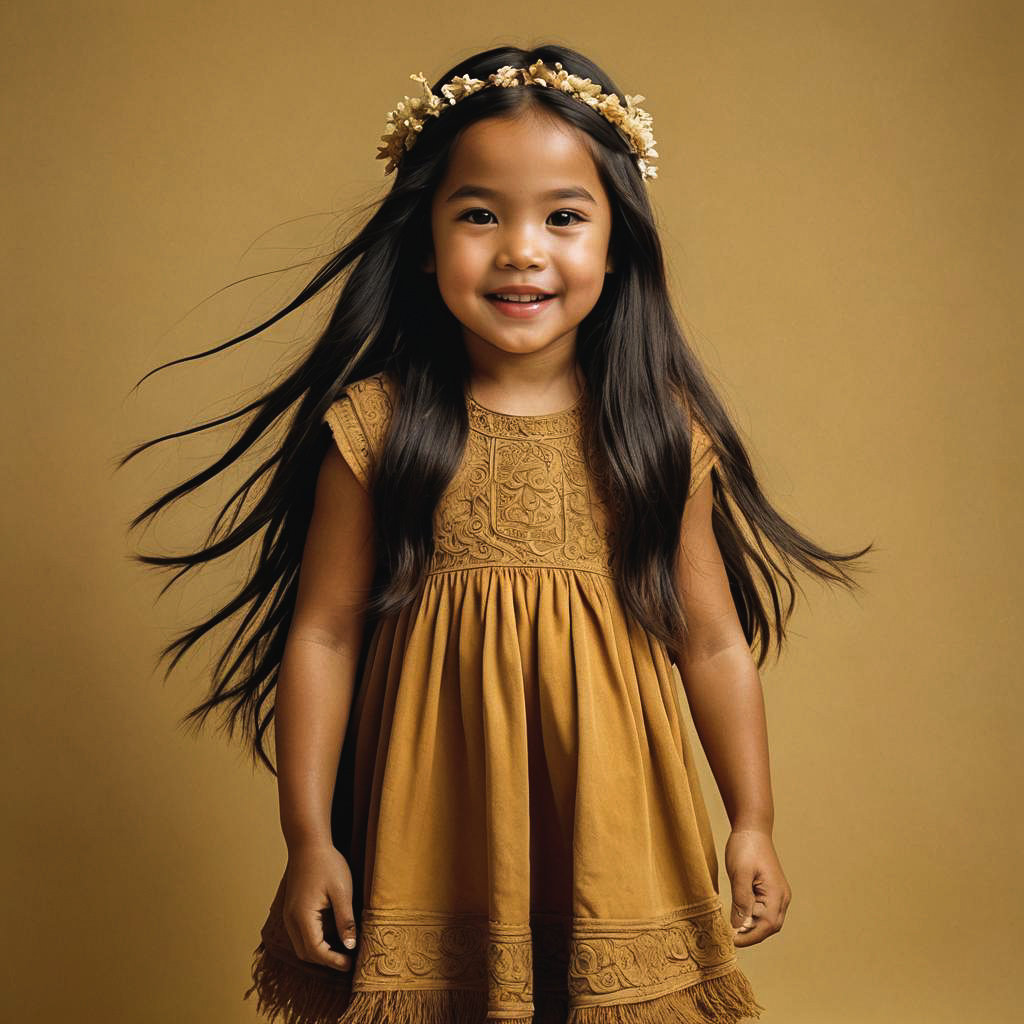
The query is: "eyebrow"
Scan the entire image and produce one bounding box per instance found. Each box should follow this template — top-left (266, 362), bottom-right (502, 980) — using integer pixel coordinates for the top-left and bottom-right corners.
top-left (444, 184), bottom-right (597, 204)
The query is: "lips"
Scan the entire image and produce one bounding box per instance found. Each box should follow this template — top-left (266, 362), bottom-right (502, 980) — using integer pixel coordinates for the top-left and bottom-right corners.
top-left (485, 293), bottom-right (557, 318)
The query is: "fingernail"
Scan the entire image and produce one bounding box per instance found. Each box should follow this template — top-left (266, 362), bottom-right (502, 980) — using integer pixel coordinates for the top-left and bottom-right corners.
top-left (344, 937), bottom-right (356, 949)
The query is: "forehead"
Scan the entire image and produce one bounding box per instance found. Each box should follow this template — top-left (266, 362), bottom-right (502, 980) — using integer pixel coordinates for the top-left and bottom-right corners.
top-left (438, 110), bottom-right (605, 197)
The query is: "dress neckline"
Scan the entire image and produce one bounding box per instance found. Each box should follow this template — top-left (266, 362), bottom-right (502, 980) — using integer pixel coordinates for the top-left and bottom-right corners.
top-left (464, 386), bottom-right (587, 437)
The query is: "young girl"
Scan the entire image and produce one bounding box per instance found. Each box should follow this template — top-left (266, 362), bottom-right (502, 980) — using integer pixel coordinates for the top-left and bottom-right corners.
top-left (125, 42), bottom-right (872, 1024)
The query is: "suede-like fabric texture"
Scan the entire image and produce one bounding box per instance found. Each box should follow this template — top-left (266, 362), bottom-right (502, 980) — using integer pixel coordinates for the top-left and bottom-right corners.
top-left (245, 371), bottom-right (763, 1023)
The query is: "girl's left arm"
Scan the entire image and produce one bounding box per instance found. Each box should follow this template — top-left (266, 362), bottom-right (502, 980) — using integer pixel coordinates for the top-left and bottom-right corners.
top-left (673, 476), bottom-right (792, 946)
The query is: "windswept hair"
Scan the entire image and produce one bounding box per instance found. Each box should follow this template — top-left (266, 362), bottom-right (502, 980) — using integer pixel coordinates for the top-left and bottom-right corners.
top-left (119, 42), bottom-right (874, 775)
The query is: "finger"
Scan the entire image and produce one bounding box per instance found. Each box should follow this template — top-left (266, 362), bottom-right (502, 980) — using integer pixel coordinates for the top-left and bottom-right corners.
top-left (741, 874), bottom-right (775, 925)
top-left (734, 888), bottom-right (784, 941)
top-left (294, 909), bottom-right (323, 959)
top-left (330, 886), bottom-right (359, 952)
top-left (309, 936), bottom-right (355, 971)
top-left (741, 894), bottom-right (769, 929)
top-left (732, 900), bottom-right (767, 938)
top-left (747, 879), bottom-right (785, 931)
top-left (760, 886), bottom-right (783, 925)
top-left (730, 872), bottom-right (757, 930)
top-left (732, 918), bottom-right (769, 947)
top-left (296, 910), bottom-right (351, 970)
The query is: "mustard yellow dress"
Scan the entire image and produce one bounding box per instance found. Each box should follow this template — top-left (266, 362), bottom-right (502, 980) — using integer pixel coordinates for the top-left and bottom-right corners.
top-left (245, 370), bottom-right (765, 1024)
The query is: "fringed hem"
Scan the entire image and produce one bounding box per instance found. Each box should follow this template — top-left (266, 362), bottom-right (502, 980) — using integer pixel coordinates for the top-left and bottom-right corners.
top-left (244, 939), bottom-right (352, 1024)
top-left (570, 969), bottom-right (766, 1022)
top-left (244, 940), bottom-right (765, 1024)
top-left (298, 988), bottom-right (502, 1023)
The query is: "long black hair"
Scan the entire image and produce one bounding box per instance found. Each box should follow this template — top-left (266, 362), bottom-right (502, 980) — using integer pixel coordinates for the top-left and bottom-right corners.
top-left (118, 42), bottom-right (874, 775)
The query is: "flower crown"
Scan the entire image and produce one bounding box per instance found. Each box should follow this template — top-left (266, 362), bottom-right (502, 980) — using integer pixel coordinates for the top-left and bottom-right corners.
top-left (376, 59), bottom-right (658, 181)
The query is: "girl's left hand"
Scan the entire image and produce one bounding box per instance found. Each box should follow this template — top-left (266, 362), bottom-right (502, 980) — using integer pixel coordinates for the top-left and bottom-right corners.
top-left (724, 828), bottom-right (791, 946)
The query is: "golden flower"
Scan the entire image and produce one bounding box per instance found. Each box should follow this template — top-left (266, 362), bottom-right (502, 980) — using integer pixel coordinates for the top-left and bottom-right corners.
top-left (440, 74), bottom-right (487, 104)
top-left (490, 65), bottom-right (523, 88)
top-left (375, 59), bottom-right (658, 180)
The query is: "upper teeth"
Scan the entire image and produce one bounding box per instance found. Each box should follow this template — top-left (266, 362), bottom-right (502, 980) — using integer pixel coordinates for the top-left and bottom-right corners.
top-left (494, 293), bottom-right (547, 302)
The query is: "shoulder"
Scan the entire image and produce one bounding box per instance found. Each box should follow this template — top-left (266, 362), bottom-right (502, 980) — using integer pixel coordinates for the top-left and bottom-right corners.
top-left (329, 369), bottom-right (397, 418)
top-left (669, 387), bottom-right (719, 497)
top-left (325, 370), bottom-right (398, 427)
top-left (321, 370), bottom-right (398, 490)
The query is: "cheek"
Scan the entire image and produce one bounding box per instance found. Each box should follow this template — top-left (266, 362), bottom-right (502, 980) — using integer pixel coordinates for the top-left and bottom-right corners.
top-left (435, 236), bottom-right (483, 294)
top-left (562, 242), bottom-right (610, 293)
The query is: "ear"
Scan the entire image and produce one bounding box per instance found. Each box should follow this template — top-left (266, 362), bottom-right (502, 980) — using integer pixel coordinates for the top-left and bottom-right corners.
top-left (605, 252), bottom-right (614, 273)
top-left (422, 250), bottom-right (435, 273)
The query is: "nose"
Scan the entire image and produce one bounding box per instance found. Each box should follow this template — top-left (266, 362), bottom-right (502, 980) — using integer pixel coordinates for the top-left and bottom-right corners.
top-left (495, 224), bottom-right (546, 271)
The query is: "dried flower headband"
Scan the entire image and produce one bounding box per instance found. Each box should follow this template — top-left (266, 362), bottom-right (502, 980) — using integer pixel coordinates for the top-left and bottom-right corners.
top-left (376, 59), bottom-right (658, 181)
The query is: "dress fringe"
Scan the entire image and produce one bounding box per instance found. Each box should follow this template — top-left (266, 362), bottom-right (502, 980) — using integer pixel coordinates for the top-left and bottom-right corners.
top-left (570, 969), bottom-right (765, 1023)
top-left (244, 939), bottom-right (350, 1024)
top-left (244, 940), bottom-right (765, 1024)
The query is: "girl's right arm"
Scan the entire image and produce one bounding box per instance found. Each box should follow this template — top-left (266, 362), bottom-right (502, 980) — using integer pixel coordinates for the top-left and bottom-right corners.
top-left (273, 441), bottom-right (376, 971)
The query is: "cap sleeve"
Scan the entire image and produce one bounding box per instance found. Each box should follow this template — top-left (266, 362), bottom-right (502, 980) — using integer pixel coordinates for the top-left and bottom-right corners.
top-left (687, 417), bottom-right (719, 498)
top-left (321, 372), bottom-right (395, 491)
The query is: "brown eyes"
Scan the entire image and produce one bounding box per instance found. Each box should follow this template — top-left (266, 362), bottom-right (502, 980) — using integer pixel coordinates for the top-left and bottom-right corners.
top-left (458, 209), bottom-right (585, 226)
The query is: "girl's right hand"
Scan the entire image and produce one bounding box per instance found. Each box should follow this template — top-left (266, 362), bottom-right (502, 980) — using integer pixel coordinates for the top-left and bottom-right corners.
top-left (281, 842), bottom-right (359, 972)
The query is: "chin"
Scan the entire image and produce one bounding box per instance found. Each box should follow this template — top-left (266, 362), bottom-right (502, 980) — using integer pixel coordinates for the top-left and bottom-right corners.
top-left (478, 335), bottom-right (562, 354)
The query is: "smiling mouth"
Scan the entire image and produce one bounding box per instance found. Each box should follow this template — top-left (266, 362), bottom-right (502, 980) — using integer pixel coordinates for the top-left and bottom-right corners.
top-left (485, 293), bottom-right (557, 317)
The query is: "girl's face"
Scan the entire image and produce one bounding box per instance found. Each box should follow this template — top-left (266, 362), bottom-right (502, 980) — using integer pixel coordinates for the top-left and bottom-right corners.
top-left (425, 109), bottom-right (614, 365)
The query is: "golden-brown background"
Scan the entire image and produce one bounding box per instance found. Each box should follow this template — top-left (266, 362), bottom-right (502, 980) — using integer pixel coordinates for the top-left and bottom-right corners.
top-left (3, 1), bottom-right (1019, 1021)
